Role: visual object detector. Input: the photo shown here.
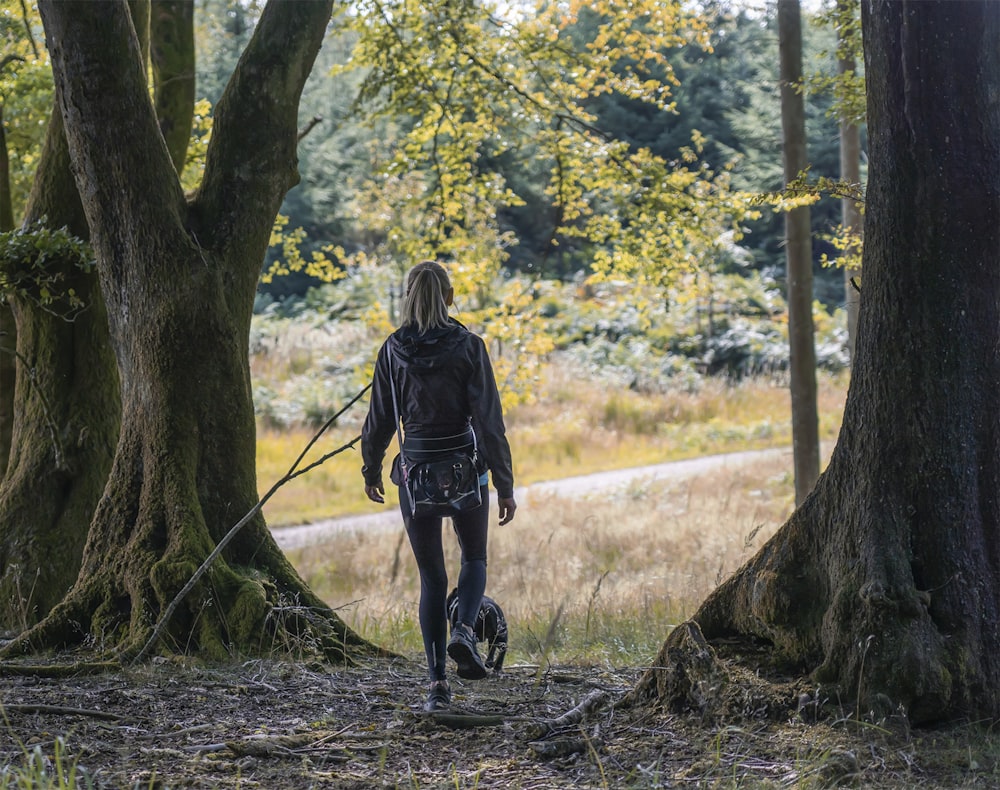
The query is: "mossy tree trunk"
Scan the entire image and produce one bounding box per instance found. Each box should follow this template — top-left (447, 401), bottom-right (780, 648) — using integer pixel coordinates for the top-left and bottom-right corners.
top-left (7, 0), bottom-right (369, 662)
top-left (151, 0), bottom-right (194, 172)
top-left (0, 103), bottom-right (121, 631)
top-left (0, 103), bottom-right (15, 474)
top-left (0, 2), bottom-right (166, 631)
top-left (637, 0), bottom-right (1000, 725)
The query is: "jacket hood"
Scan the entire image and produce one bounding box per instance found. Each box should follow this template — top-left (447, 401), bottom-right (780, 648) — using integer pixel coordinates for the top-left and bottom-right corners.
top-left (389, 319), bottom-right (469, 369)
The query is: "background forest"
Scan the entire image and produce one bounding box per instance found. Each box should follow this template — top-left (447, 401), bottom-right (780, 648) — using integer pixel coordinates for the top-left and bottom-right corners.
top-left (190, 0), bottom-right (859, 478)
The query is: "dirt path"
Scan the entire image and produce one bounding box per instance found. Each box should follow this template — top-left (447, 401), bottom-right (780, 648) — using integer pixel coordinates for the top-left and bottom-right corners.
top-left (270, 446), bottom-right (792, 550)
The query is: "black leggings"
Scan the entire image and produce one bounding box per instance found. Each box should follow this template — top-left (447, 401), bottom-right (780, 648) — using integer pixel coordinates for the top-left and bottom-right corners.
top-left (400, 484), bottom-right (489, 681)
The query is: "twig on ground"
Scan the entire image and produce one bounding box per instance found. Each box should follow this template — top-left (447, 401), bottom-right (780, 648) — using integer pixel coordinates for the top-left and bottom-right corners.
top-left (2, 703), bottom-right (121, 721)
top-left (527, 689), bottom-right (611, 739)
top-left (424, 711), bottom-right (507, 728)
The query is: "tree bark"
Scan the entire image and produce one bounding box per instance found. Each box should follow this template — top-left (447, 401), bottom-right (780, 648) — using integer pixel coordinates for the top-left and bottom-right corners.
top-left (778, 0), bottom-right (819, 504)
top-left (151, 0), bottom-right (194, 172)
top-left (838, 0), bottom-right (862, 363)
top-left (9, 0), bottom-right (370, 662)
top-left (637, 0), bottom-right (1000, 726)
top-left (0, 104), bottom-right (14, 474)
top-left (0, 104), bottom-right (120, 631)
top-left (0, 0), bottom-right (187, 632)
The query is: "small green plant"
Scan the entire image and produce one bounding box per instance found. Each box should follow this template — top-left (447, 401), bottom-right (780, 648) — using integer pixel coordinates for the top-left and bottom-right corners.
top-left (0, 735), bottom-right (92, 790)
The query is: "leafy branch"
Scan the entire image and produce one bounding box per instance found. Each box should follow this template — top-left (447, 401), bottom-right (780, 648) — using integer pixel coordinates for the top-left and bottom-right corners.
top-left (0, 224), bottom-right (96, 322)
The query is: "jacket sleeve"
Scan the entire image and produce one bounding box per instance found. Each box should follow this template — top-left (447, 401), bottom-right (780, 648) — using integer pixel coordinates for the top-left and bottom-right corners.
top-left (467, 335), bottom-right (515, 498)
top-left (361, 341), bottom-right (396, 487)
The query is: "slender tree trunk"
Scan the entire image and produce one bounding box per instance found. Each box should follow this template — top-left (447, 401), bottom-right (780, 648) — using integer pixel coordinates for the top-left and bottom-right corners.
top-left (838, 0), bottom-right (862, 363)
top-left (10, 0), bottom-right (370, 661)
top-left (636, 0), bottom-right (1000, 726)
top-left (151, 0), bottom-right (194, 172)
top-left (778, 0), bottom-right (819, 504)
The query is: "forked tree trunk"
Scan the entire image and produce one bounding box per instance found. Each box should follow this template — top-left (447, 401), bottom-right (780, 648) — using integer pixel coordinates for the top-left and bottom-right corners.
top-left (636, 0), bottom-right (1000, 725)
top-left (6, 0), bottom-right (371, 661)
top-left (0, 4), bottom-right (182, 630)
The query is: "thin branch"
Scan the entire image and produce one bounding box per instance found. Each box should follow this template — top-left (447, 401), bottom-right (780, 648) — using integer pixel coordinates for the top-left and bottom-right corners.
top-left (130, 383), bottom-right (372, 665)
top-left (297, 115), bottom-right (323, 143)
top-left (2, 703), bottom-right (121, 721)
top-left (0, 55), bottom-right (26, 73)
top-left (18, 0), bottom-right (39, 59)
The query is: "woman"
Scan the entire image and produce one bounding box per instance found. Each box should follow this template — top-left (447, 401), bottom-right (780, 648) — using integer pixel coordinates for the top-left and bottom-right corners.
top-left (361, 260), bottom-right (517, 712)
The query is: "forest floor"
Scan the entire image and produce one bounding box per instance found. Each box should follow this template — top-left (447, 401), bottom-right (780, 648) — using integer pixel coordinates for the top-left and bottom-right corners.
top-left (1, 653), bottom-right (996, 789)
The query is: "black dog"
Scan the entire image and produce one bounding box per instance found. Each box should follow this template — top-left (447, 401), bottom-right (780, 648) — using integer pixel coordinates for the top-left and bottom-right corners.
top-left (446, 588), bottom-right (508, 674)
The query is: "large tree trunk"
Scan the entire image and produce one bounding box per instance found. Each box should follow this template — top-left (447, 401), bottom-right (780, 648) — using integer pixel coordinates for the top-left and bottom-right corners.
top-left (0, 0), bottom-right (166, 633)
top-left (636, 0), bottom-right (1000, 726)
top-left (8, 0), bottom-right (369, 662)
top-left (0, 0), bottom-right (199, 632)
top-left (0, 106), bottom-right (120, 631)
top-left (778, 0), bottom-right (819, 504)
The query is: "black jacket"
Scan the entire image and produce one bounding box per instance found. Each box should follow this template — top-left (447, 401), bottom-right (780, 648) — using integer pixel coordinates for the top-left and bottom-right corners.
top-left (361, 319), bottom-right (515, 498)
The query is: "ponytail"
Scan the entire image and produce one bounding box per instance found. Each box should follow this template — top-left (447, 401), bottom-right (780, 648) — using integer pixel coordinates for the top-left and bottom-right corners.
top-left (400, 260), bottom-right (451, 333)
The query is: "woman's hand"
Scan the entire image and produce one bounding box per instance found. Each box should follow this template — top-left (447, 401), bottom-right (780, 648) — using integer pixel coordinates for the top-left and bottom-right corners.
top-left (498, 496), bottom-right (517, 525)
top-left (365, 483), bottom-right (385, 504)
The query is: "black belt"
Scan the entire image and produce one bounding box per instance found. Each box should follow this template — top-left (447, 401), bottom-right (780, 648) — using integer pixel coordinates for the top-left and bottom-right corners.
top-left (403, 428), bottom-right (476, 461)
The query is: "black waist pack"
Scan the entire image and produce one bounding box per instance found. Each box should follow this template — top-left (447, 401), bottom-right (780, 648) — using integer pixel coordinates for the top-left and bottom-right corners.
top-left (403, 451), bottom-right (481, 517)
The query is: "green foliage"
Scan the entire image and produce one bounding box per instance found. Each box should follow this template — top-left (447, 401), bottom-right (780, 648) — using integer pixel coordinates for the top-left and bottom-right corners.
top-left (0, 0), bottom-right (54, 223)
top-left (0, 736), bottom-right (93, 790)
top-left (179, 97), bottom-right (213, 193)
top-left (810, 0), bottom-right (865, 126)
top-left (320, 0), bottom-right (769, 407)
top-left (185, 0), bottom-right (862, 310)
top-left (193, 0), bottom-right (263, 106)
top-left (262, 214), bottom-right (344, 285)
top-left (0, 224), bottom-right (95, 319)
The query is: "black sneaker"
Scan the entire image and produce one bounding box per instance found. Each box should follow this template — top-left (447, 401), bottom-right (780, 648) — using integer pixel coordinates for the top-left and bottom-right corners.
top-left (423, 680), bottom-right (451, 712)
top-left (447, 625), bottom-right (487, 679)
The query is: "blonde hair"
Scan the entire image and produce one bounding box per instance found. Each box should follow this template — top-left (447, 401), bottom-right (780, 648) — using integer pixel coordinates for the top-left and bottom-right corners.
top-left (400, 260), bottom-right (451, 332)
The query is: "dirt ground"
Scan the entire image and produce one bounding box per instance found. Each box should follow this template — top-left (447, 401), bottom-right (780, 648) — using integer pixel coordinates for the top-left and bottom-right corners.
top-left (0, 654), bottom-right (996, 789)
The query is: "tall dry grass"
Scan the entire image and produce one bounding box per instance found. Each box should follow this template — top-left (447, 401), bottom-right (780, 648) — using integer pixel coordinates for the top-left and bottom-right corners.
top-left (283, 450), bottom-right (798, 669)
top-left (258, 367), bottom-right (847, 526)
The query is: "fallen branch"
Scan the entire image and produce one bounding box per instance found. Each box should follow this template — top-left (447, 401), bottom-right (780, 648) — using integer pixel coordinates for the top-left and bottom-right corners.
top-left (225, 732), bottom-right (349, 761)
top-left (527, 689), bottom-right (611, 739)
top-left (528, 733), bottom-right (604, 759)
top-left (130, 384), bottom-right (371, 665)
top-left (2, 703), bottom-right (121, 721)
top-left (424, 711), bottom-right (506, 728)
